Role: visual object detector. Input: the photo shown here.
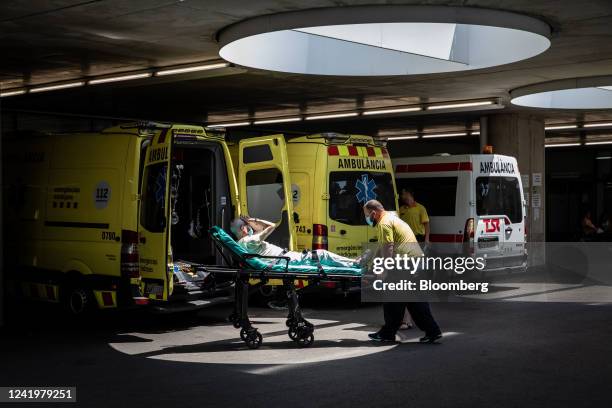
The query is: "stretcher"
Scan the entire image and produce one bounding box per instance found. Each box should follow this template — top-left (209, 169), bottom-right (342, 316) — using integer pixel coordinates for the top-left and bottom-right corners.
top-left (206, 226), bottom-right (364, 349)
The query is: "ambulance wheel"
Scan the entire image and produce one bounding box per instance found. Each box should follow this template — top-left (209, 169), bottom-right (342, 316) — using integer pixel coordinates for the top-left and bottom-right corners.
top-left (244, 330), bottom-right (262, 349)
top-left (296, 333), bottom-right (314, 348)
top-left (63, 281), bottom-right (93, 316)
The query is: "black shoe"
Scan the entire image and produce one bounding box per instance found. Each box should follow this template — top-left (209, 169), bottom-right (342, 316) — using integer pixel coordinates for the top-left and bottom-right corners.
top-left (419, 333), bottom-right (442, 343)
top-left (368, 332), bottom-right (396, 342)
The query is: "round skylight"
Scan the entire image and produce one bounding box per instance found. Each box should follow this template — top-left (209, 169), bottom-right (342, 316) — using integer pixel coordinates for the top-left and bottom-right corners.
top-left (217, 6), bottom-right (551, 76)
top-left (511, 76), bottom-right (612, 109)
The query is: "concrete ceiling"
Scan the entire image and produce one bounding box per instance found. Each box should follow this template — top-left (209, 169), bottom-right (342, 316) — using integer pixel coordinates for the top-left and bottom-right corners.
top-left (2, 0), bottom-right (612, 132)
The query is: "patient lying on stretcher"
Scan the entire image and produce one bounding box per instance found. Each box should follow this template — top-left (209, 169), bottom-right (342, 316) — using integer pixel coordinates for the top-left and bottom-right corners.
top-left (230, 217), bottom-right (361, 268)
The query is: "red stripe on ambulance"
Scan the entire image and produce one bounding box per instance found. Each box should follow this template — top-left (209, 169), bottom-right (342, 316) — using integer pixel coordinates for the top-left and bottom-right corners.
top-left (395, 162), bottom-right (472, 173)
top-left (327, 146), bottom-right (339, 156)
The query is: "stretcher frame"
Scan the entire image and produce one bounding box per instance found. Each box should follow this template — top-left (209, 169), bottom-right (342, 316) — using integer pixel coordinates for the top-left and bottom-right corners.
top-left (208, 231), bottom-right (362, 349)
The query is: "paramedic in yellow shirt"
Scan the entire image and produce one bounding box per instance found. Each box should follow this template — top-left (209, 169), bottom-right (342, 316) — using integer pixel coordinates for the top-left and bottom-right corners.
top-left (398, 188), bottom-right (430, 244)
top-left (363, 199), bottom-right (442, 343)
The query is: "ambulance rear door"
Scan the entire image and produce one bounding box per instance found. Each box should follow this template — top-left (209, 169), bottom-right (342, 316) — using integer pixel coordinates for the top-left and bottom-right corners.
top-left (238, 135), bottom-right (296, 250)
top-left (139, 128), bottom-right (173, 300)
top-left (474, 156), bottom-right (525, 264)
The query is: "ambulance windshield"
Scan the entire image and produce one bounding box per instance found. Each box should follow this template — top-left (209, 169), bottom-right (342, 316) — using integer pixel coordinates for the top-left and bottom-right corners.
top-left (476, 176), bottom-right (523, 223)
top-left (329, 172), bottom-right (395, 225)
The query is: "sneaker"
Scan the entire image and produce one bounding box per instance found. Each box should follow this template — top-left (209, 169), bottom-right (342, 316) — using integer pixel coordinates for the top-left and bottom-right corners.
top-left (368, 332), bottom-right (396, 342)
top-left (399, 323), bottom-right (413, 330)
top-left (419, 333), bottom-right (442, 344)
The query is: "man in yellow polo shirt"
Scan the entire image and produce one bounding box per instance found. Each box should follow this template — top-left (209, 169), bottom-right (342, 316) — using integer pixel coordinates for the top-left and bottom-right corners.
top-left (398, 188), bottom-right (430, 244)
top-left (363, 199), bottom-right (442, 343)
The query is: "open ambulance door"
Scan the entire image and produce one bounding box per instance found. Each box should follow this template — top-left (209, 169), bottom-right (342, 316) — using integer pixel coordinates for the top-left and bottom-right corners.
top-left (238, 135), bottom-right (296, 251)
top-left (139, 128), bottom-right (173, 301)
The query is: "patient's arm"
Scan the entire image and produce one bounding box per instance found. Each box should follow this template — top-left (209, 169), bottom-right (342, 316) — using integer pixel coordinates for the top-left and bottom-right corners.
top-left (248, 218), bottom-right (276, 240)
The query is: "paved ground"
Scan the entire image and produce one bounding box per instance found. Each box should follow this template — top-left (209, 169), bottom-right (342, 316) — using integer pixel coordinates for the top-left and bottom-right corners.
top-left (1, 292), bottom-right (611, 408)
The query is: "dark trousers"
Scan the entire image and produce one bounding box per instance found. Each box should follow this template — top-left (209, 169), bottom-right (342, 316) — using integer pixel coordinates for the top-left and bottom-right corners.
top-left (380, 302), bottom-right (441, 338)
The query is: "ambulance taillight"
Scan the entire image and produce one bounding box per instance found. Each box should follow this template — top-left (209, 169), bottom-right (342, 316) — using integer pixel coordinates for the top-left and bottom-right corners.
top-left (463, 218), bottom-right (475, 242)
top-left (463, 218), bottom-right (475, 255)
top-left (312, 224), bottom-right (328, 250)
top-left (121, 230), bottom-right (140, 278)
top-left (121, 230), bottom-right (148, 305)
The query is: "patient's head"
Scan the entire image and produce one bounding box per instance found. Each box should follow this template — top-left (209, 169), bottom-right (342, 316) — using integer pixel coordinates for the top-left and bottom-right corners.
top-left (230, 218), bottom-right (252, 239)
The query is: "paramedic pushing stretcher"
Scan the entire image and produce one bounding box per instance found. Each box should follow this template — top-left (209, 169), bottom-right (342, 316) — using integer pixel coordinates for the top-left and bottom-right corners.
top-left (363, 200), bottom-right (442, 343)
top-left (230, 217), bottom-right (361, 268)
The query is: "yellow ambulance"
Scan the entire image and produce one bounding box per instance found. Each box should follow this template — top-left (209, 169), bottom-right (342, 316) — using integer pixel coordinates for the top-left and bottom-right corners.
top-left (3, 123), bottom-right (296, 314)
top-left (3, 125), bottom-right (396, 313)
top-left (230, 133), bottom-right (398, 291)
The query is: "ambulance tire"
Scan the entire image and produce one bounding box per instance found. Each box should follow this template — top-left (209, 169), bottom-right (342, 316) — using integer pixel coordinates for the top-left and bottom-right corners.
top-left (62, 276), bottom-right (94, 317)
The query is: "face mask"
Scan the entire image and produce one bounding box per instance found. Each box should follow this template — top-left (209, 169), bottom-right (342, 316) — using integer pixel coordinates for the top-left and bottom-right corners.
top-left (365, 213), bottom-right (375, 227)
top-left (247, 226), bottom-right (254, 236)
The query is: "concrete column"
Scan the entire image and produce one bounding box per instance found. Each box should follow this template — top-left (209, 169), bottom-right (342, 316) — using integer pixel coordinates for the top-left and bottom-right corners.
top-left (487, 113), bottom-right (546, 264)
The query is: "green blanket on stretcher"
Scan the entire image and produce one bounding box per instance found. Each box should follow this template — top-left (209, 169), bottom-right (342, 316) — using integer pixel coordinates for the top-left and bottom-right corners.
top-left (209, 226), bottom-right (363, 276)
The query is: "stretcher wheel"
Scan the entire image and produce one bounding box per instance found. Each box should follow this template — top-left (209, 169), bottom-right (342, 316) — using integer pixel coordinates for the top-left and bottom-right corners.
top-left (240, 328), bottom-right (248, 341)
top-left (244, 330), bottom-right (263, 349)
top-left (233, 321), bottom-right (241, 329)
top-left (296, 333), bottom-right (314, 348)
top-left (286, 318), bottom-right (295, 328)
top-left (288, 327), bottom-right (298, 340)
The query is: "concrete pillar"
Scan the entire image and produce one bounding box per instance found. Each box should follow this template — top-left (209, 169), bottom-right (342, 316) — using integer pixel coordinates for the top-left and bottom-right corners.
top-left (487, 113), bottom-right (546, 264)
top-left (479, 116), bottom-right (488, 152)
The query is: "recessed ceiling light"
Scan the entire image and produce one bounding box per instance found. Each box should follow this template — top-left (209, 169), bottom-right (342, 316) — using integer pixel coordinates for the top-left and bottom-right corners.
top-left (89, 73), bottom-right (151, 85)
top-left (386, 135), bottom-right (420, 140)
top-left (218, 5), bottom-right (550, 76)
top-left (0, 89), bottom-right (27, 97)
top-left (427, 101), bottom-right (493, 110)
top-left (585, 140), bottom-right (612, 146)
top-left (422, 132), bottom-right (467, 138)
top-left (30, 81), bottom-right (85, 93)
top-left (545, 124), bottom-right (578, 130)
top-left (253, 117), bottom-right (302, 125)
top-left (583, 122), bottom-right (612, 128)
top-left (363, 106), bottom-right (421, 115)
top-left (156, 63), bottom-right (230, 76)
top-left (206, 121), bottom-right (251, 128)
top-left (545, 143), bottom-right (582, 148)
top-left (305, 112), bottom-right (359, 121)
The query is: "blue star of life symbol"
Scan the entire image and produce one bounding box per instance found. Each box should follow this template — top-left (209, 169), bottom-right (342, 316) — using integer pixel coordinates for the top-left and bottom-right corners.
top-left (154, 166), bottom-right (167, 204)
top-left (355, 174), bottom-right (377, 203)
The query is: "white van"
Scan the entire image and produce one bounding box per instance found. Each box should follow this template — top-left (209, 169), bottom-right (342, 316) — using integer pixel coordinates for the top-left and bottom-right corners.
top-left (393, 154), bottom-right (527, 272)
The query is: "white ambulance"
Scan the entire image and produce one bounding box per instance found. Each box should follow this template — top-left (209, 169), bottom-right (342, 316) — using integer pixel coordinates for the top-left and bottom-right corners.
top-left (393, 154), bottom-right (527, 272)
